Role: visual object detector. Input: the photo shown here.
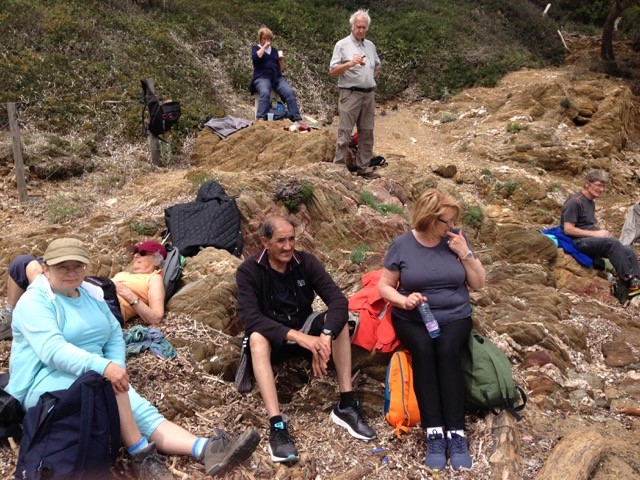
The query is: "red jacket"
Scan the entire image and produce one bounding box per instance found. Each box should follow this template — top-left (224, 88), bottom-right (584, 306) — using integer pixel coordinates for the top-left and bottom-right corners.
top-left (349, 269), bottom-right (400, 353)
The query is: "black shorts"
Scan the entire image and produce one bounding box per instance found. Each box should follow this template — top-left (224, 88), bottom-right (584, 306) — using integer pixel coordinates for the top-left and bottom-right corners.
top-left (8, 255), bottom-right (42, 290)
top-left (270, 311), bottom-right (326, 363)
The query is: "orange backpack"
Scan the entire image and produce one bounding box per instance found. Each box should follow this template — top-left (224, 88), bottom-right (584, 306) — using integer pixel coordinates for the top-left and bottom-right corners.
top-left (383, 350), bottom-right (421, 439)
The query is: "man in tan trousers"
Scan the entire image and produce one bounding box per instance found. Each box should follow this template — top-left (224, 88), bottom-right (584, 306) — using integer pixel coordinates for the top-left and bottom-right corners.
top-left (329, 9), bottom-right (381, 179)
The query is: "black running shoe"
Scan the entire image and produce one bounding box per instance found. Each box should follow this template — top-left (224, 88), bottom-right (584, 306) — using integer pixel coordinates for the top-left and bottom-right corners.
top-left (268, 422), bottom-right (298, 463)
top-left (330, 402), bottom-right (376, 441)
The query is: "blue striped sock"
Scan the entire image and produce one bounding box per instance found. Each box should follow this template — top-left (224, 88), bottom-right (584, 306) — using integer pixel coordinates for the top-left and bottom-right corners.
top-left (192, 437), bottom-right (208, 460)
top-left (127, 437), bottom-right (148, 455)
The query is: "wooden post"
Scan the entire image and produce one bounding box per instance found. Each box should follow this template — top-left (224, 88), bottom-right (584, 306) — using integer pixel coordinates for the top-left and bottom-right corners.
top-left (7, 102), bottom-right (28, 202)
top-left (534, 428), bottom-right (607, 480)
top-left (144, 79), bottom-right (163, 167)
top-left (488, 411), bottom-right (522, 480)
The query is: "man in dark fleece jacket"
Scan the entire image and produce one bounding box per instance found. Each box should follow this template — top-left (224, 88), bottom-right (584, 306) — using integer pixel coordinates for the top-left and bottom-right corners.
top-left (236, 215), bottom-right (376, 463)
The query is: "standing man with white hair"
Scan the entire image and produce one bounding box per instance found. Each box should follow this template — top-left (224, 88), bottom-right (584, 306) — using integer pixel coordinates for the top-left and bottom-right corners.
top-left (330, 9), bottom-right (381, 180)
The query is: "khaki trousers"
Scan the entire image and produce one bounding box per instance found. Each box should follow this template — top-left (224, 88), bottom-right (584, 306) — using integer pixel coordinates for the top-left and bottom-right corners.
top-left (333, 89), bottom-right (375, 171)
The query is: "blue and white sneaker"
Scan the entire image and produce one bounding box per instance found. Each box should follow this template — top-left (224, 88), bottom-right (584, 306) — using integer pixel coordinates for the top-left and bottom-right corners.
top-left (425, 430), bottom-right (447, 471)
top-left (268, 422), bottom-right (298, 463)
top-left (448, 432), bottom-right (472, 470)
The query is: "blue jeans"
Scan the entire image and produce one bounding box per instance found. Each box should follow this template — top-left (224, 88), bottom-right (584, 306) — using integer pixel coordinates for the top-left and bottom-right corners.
top-left (253, 76), bottom-right (302, 121)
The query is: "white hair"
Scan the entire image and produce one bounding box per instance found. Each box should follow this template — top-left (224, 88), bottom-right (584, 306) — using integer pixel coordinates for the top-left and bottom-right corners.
top-left (349, 9), bottom-right (371, 30)
top-left (151, 252), bottom-right (164, 268)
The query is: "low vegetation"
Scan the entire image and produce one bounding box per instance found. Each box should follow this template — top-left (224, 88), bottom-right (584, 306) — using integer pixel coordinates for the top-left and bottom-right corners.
top-left (1, 0), bottom-right (568, 155)
top-left (359, 191), bottom-right (404, 216)
top-left (273, 179), bottom-right (314, 213)
top-left (349, 243), bottom-right (370, 265)
top-left (463, 205), bottom-right (485, 228)
top-left (494, 180), bottom-right (521, 198)
top-left (48, 193), bottom-right (89, 223)
top-left (506, 122), bottom-right (524, 133)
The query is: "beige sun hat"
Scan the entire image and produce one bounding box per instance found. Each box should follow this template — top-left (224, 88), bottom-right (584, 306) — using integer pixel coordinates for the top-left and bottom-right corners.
top-left (42, 238), bottom-right (90, 265)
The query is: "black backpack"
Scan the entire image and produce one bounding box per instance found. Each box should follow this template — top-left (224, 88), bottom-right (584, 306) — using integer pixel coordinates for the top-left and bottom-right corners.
top-left (15, 371), bottom-right (120, 480)
top-left (0, 384), bottom-right (23, 443)
top-left (84, 276), bottom-right (125, 326)
top-left (141, 79), bottom-right (181, 137)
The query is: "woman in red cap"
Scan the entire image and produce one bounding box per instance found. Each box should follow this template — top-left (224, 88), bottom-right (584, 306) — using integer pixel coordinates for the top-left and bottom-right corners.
top-left (112, 240), bottom-right (167, 325)
top-left (2, 241), bottom-right (168, 340)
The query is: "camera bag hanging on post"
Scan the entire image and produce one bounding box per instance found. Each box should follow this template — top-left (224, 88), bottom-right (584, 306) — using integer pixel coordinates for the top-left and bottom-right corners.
top-left (140, 79), bottom-right (181, 138)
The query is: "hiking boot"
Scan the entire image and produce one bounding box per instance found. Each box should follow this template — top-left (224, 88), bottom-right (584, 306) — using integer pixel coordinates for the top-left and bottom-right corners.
top-left (129, 442), bottom-right (173, 480)
top-left (0, 309), bottom-right (12, 341)
top-left (424, 430), bottom-right (447, 471)
top-left (356, 169), bottom-right (381, 180)
top-left (448, 432), bottom-right (472, 470)
top-left (202, 428), bottom-right (260, 475)
top-left (268, 422), bottom-right (299, 463)
top-left (628, 277), bottom-right (640, 296)
top-left (330, 402), bottom-right (376, 441)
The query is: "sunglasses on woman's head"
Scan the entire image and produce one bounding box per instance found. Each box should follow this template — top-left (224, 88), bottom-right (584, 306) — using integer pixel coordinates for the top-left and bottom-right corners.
top-left (133, 249), bottom-right (150, 256)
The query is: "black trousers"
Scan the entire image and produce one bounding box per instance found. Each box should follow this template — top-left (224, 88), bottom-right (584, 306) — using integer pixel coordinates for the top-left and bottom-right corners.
top-left (573, 236), bottom-right (640, 279)
top-left (392, 315), bottom-right (471, 430)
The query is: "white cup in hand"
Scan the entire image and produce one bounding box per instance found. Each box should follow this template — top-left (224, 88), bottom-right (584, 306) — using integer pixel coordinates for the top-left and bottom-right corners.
top-left (278, 50), bottom-right (284, 57)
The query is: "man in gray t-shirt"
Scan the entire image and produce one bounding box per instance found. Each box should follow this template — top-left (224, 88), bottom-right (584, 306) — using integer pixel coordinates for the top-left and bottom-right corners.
top-left (561, 169), bottom-right (640, 293)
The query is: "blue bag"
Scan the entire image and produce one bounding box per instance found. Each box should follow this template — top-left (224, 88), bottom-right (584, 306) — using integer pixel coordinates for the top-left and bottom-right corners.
top-left (15, 371), bottom-right (120, 480)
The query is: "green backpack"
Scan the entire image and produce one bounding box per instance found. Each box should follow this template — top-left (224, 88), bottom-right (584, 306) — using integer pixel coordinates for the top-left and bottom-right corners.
top-left (460, 330), bottom-right (526, 420)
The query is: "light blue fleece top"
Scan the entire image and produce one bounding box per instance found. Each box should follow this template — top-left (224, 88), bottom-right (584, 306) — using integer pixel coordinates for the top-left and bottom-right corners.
top-left (7, 275), bottom-right (165, 437)
top-left (6, 274), bottom-right (124, 409)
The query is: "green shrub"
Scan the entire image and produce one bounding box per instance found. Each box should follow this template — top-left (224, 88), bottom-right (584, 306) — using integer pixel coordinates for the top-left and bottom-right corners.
top-left (481, 168), bottom-right (494, 178)
top-left (274, 179), bottom-right (314, 213)
top-left (533, 209), bottom-right (552, 217)
top-left (299, 182), bottom-right (313, 204)
top-left (506, 122), bottom-right (523, 133)
top-left (186, 171), bottom-right (216, 192)
top-left (495, 180), bottom-right (520, 197)
top-left (48, 193), bottom-right (88, 223)
top-left (548, 181), bottom-right (561, 191)
top-left (130, 219), bottom-right (158, 236)
top-left (359, 191), bottom-right (404, 216)
top-left (464, 205), bottom-right (484, 228)
top-left (97, 173), bottom-right (126, 192)
top-left (440, 112), bottom-right (458, 123)
top-left (350, 243), bottom-right (370, 265)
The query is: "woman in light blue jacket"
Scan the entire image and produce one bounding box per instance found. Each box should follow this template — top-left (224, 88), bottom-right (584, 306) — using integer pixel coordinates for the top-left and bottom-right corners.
top-left (7, 238), bottom-right (259, 479)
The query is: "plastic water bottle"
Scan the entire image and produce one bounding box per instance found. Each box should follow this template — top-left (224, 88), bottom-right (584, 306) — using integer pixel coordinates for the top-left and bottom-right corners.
top-left (417, 302), bottom-right (440, 338)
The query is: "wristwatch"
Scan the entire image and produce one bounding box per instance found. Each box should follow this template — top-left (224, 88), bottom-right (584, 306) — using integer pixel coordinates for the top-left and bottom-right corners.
top-left (130, 297), bottom-right (140, 306)
top-left (321, 328), bottom-right (336, 339)
top-left (461, 252), bottom-right (473, 262)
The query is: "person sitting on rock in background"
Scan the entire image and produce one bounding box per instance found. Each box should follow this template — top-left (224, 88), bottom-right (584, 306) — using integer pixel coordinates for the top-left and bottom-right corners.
top-left (235, 215), bottom-right (376, 464)
top-left (5, 237), bottom-right (260, 479)
top-left (249, 27), bottom-right (303, 123)
top-left (561, 169), bottom-right (640, 295)
top-left (0, 241), bottom-right (168, 341)
top-left (378, 189), bottom-right (486, 471)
